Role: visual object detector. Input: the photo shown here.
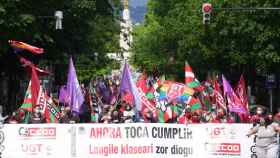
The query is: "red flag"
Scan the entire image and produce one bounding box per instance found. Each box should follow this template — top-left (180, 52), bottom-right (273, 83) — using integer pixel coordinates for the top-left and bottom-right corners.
top-left (136, 77), bottom-right (148, 94)
top-left (18, 56), bottom-right (51, 76)
top-left (222, 75), bottom-right (247, 114)
top-left (31, 66), bottom-right (40, 110)
top-left (236, 75), bottom-right (249, 112)
top-left (213, 79), bottom-right (226, 110)
top-left (9, 40), bottom-right (44, 54)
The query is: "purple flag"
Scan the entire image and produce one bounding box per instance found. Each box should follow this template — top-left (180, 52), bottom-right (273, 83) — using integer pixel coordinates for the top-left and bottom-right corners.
top-left (59, 85), bottom-right (68, 104)
top-left (120, 62), bottom-right (141, 110)
top-left (222, 75), bottom-right (246, 114)
top-left (66, 57), bottom-right (84, 113)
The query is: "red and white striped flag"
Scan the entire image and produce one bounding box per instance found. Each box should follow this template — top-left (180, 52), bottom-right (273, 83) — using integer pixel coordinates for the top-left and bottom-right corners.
top-left (185, 61), bottom-right (195, 84)
top-left (213, 79), bottom-right (226, 110)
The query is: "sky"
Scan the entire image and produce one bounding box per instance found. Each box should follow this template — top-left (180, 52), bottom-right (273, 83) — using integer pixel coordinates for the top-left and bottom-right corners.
top-left (129, 0), bottom-right (147, 23)
top-left (129, 0), bottom-right (148, 7)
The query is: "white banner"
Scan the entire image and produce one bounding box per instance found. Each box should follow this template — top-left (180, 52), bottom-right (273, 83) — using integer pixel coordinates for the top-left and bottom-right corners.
top-left (0, 123), bottom-right (255, 158)
top-left (2, 124), bottom-right (72, 158)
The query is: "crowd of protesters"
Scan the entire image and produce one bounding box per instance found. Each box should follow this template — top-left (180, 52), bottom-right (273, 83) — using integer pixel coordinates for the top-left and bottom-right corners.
top-left (5, 75), bottom-right (280, 126)
top-left (5, 72), bottom-right (280, 158)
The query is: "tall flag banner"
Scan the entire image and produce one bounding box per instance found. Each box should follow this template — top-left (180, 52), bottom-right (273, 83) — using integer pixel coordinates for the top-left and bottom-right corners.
top-left (222, 75), bottom-right (247, 114)
top-left (185, 61), bottom-right (204, 91)
top-left (31, 66), bottom-right (40, 110)
top-left (36, 86), bottom-right (47, 113)
top-left (66, 57), bottom-right (84, 114)
top-left (45, 95), bottom-right (61, 123)
top-left (213, 79), bottom-right (226, 110)
top-left (236, 75), bottom-right (249, 112)
top-left (20, 81), bottom-right (33, 112)
top-left (200, 81), bottom-right (213, 111)
top-left (120, 62), bottom-right (142, 111)
top-left (185, 61), bottom-right (195, 84)
top-left (18, 55), bottom-right (51, 75)
top-left (9, 40), bottom-right (44, 54)
top-left (20, 81), bottom-right (32, 123)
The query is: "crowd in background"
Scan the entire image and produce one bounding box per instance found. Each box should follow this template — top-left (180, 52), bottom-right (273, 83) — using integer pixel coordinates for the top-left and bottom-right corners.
top-left (5, 74), bottom-right (280, 126)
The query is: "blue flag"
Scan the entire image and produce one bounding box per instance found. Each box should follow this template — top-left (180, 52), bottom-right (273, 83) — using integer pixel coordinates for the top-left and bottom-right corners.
top-left (120, 62), bottom-right (141, 111)
top-left (66, 57), bottom-right (84, 114)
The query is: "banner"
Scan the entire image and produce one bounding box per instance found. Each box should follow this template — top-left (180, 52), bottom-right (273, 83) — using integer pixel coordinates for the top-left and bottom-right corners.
top-left (2, 124), bottom-right (72, 158)
top-left (1, 124), bottom-right (254, 158)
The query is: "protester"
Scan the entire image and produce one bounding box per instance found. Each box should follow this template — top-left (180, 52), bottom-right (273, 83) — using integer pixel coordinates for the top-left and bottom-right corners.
top-left (111, 110), bottom-right (121, 123)
top-left (29, 106), bottom-right (45, 124)
top-left (247, 116), bottom-right (280, 158)
top-left (8, 112), bottom-right (19, 124)
top-left (8, 72), bottom-right (280, 126)
top-left (122, 105), bottom-right (135, 123)
top-left (60, 106), bottom-right (71, 123)
top-left (250, 107), bottom-right (266, 126)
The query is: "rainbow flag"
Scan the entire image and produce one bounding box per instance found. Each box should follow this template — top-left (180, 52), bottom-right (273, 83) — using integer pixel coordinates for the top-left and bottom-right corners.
top-left (160, 81), bottom-right (194, 102)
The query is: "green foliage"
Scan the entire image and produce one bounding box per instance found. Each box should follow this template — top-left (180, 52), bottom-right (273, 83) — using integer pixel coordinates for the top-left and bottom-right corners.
top-left (0, 0), bottom-right (120, 82)
top-left (132, 0), bottom-right (280, 81)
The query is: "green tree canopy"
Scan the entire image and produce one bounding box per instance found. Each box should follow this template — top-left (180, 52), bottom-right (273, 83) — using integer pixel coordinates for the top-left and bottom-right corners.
top-left (0, 0), bottom-right (121, 82)
top-left (132, 0), bottom-right (280, 81)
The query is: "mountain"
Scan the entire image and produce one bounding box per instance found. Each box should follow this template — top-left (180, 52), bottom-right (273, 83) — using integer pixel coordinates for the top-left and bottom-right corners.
top-left (129, 0), bottom-right (147, 23)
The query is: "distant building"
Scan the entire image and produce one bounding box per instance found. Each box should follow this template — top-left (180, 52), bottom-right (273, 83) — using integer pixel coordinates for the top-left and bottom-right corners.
top-left (120, 0), bottom-right (133, 61)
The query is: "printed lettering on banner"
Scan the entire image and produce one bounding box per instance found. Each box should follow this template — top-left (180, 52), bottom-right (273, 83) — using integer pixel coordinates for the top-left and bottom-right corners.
top-left (18, 127), bottom-right (56, 139)
top-left (205, 142), bottom-right (241, 156)
top-left (2, 124), bottom-right (72, 158)
top-left (205, 125), bottom-right (237, 139)
top-left (199, 124), bottom-right (253, 158)
top-left (0, 124), bottom-right (254, 158)
top-left (76, 124), bottom-right (196, 158)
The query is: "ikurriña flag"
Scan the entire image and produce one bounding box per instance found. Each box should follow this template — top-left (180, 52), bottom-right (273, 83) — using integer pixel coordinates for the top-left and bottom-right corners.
top-left (185, 61), bottom-right (204, 92)
top-left (20, 81), bottom-right (33, 112)
top-left (9, 40), bottom-right (44, 54)
top-left (66, 57), bottom-right (84, 114)
top-left (222, 75), bottom-right (247, 114)
top-left (19, 67), bottom-right (40, 122)
top-left (185, 61), bottom-right (195, 84)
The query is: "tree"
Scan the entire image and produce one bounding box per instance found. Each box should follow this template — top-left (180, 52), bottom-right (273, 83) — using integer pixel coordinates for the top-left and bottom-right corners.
top-left (0, 0), bottom-right (121, 112)
top-left (132, 0), bottom-right (280, 80)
